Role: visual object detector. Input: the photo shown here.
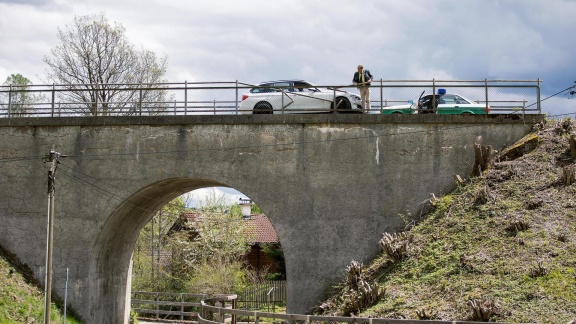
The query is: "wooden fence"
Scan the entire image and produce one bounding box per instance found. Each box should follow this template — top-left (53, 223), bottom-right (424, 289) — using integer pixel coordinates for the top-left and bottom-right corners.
top-left (131, 291), bottom-right (205, 322)
top-left (237, 280), bottom-right (286, 311)
top-left (200, 295), bottom-right (517, 324)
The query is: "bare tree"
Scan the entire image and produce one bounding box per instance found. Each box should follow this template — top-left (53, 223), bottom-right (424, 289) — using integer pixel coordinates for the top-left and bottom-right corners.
top-left (43, 13), bottom-right (171, 116)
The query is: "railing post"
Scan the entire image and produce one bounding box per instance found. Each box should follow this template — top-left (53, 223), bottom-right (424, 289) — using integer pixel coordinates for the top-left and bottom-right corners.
top-left (232, 298), bottom-right (237, 324)
top-left (432, 78), bottom-right (436, 113)
top-left (213, 100), bottom-right (216, 115)
top-left (235, 80), bottom-right (239, 115)
top-left (537, 78), bottom-right (541, 113)
top-left (184, 80), bottom-right (188, 116)
top-left (51, 83), bottom-right (56, 117)
top-left (7, 84), bottom-right (12, 118)
top-left (380, 79), bottom-right (383, 113)
top-left (180, 293), bottom-right (184, 321)
top-left (94, 82), bottom-right (98, 116)
top-left (485, 78), bottom-right (489, 112)
top-left (139, 85), bottom-right (143, 116)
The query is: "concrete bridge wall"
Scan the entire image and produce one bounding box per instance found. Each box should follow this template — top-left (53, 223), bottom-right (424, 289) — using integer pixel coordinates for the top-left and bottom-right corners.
top-left (0, 114), bottom-right (542, 323)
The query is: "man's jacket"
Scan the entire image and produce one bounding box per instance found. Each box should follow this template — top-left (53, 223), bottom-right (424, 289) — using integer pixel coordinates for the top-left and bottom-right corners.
top-left (353, 70), bottom-right (373, 85)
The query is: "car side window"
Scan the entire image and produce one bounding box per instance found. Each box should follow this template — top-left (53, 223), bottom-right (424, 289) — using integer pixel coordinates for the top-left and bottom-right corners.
top-left (251, 83), bottom-right (277, 93)
top-left (441, 95), bottom-right (457, 104)
top-left (455, 95), bottom-right (471, 104)
top-left (273, 82), bottom-right (294, 92)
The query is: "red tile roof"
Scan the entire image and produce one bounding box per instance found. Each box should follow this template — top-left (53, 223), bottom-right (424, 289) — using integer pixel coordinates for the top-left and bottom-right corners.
top-left (176, 212), bottom-right (279, 244)
top-left (244, 214), bottom-right (279, 243)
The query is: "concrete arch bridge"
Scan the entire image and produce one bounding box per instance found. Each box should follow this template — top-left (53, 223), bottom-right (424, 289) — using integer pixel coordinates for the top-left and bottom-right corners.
top-left (0, 113), bottom-right (542, 323)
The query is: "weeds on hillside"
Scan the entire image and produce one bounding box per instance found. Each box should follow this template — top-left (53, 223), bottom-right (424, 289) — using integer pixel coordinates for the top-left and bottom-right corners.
top-left (314, 118), bottom-right (576, 322)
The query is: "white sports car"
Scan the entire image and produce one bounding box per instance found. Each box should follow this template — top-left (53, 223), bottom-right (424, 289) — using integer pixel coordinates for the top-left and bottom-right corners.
top-left (239, 80), bottom-right (363, 114)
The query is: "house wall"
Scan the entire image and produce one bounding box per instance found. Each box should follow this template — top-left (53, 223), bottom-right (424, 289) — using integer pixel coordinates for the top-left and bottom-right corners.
top-left (245, 244), bottom-right (280, 274)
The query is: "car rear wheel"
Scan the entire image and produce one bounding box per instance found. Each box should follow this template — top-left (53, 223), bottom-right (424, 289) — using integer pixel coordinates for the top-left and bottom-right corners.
top-left (253, 102), bottom-right (273, 114)
top-left (331, 97), bottom-right (351, 112)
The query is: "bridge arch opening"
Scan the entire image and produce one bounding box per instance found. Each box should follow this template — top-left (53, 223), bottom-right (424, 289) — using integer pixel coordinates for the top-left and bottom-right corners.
top-left (90, 177), bottom-right (285, 320)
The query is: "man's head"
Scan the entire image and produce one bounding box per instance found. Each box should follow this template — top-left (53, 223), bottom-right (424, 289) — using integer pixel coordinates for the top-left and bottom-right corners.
top-left (357, 65), bottom-right (363, 72)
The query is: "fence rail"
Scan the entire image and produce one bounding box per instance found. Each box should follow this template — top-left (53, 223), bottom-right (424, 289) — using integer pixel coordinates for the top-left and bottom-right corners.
top-left (0, 79), bottom-right (541, 118)
top-left (131, 291), bottom-right (205, 322)
top-left (199, 294), bottom-right (519, 324)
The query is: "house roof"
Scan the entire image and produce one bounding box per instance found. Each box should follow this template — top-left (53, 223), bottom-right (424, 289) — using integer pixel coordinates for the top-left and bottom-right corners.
top-left (173, 212), bottom-right (279, 244)
top-left (244, 214), bottom-right (279, 243)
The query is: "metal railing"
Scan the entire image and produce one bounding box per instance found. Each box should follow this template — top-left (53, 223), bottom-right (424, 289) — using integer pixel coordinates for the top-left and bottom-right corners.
top-left (0, 79), bottom-right (541, 118)
top-left (198, 294), bottom-right (513, 324)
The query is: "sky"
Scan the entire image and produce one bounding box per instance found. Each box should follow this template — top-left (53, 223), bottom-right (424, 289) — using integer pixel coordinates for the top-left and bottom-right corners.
top-left (1, 0), bottom-right (576, 205)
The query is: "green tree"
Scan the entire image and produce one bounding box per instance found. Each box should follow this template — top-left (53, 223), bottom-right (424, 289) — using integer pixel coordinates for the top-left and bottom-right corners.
top-left (132, 197), bottom-right (186, 291)
top-left (1, 74), bottom-right (43, 116)
top-left (168, 192), bottom-right (252, 294)
top-left (43, 13), bottom-right (171, 116)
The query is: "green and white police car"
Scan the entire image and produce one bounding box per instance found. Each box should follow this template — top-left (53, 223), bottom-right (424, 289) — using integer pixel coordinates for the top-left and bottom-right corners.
top-left (381, 90), bottom-right (490, 115)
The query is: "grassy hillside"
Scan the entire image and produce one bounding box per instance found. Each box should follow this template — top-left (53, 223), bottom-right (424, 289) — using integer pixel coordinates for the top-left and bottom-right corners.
top-left (316, 119), bottom-right (576, 323)
top-left (0, 245), bottom-right (81, 323)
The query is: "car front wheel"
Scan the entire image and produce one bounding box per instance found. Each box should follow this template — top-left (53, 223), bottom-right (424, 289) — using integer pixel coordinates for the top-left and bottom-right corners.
top-left (331, 97), bottom-right (351, 112)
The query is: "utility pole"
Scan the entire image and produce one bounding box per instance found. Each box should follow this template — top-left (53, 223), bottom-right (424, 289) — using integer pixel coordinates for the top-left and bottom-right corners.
top-left (43, 147), bottom-right (64, 324)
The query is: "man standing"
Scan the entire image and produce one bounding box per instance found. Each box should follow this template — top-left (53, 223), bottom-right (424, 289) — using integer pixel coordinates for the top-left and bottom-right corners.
top-left (353, 65), bottom-right (373, 112)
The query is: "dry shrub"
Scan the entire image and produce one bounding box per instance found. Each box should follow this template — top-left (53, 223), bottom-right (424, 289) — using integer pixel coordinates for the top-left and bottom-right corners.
top-left (562, 164), bottom-right (575, 186)
top-left (340, 260), bottom-right (384, 316)
top-left (505, 219), bottom-right (530, 235)
top-left (378, 232), bottom-right (412, 262)
top-left (529, 260), bottom-right (549, 278)
top-left (468, 298), bottom-right (498, 321)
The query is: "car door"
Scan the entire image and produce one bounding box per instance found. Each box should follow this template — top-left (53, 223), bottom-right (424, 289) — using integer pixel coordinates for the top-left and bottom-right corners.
top-left (291, 81), bottom-right (331, 112)
top-left (437, 94), bottom-right (458, 114)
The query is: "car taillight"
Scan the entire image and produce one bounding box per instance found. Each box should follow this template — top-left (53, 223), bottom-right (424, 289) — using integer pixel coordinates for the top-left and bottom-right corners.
top-left (242, 94), bottom-right (249, 101)
top-left (484, 106), bottom-right (491, 113)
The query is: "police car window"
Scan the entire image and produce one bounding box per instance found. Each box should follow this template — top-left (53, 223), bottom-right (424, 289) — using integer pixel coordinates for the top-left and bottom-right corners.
top-left (455, 96), bottom-right (471, 104)
top-left (441, 95), bottom-right (457, 104)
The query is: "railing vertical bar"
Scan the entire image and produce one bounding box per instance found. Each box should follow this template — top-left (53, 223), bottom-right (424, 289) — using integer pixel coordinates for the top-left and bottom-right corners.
top-left (432, 78), bottom-right (436, 113)
top-left (380, 79), bottom-right (384, 113)
top-left (139, 85), bottom-right (143, 116)
top-left (485, 78), bottom-right (489, 113)
top-left (7, 84), bottom-right (12, 118)
top-left (235, 80), bottom-right (239, 115)
top-left (95, 82), bottom-right (98, 116)
top-left (537, 78), bottom-right (541, 113)
top-left (51, 84), bottom-right (57, 117)
top-left (185, 80), bottom-right (188, 115)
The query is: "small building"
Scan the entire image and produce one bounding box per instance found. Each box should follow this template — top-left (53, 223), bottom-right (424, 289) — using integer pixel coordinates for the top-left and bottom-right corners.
top-left (169, 208), bottom-right (283, 275)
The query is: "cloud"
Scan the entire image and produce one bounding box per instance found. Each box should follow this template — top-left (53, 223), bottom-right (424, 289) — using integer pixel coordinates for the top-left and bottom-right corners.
top-left (180, 187), bottom-right (246, 208)
top-left (1, 0), bottom-right (575, 115)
